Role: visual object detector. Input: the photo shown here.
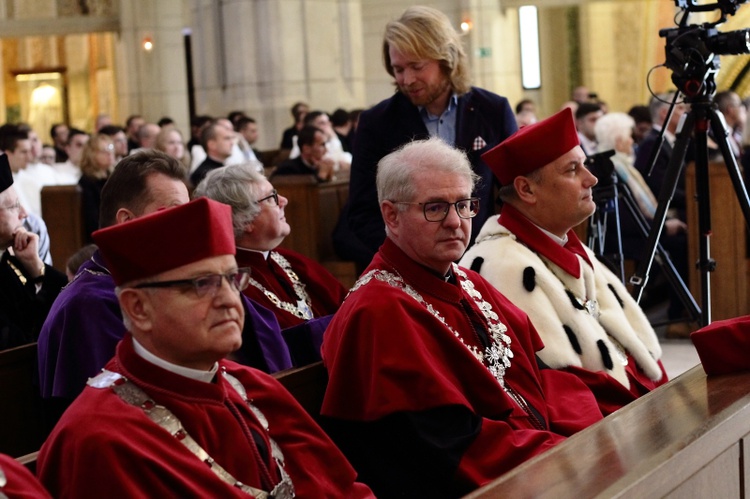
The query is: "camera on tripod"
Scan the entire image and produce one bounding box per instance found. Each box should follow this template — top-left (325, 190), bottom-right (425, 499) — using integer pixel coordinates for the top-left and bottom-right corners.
top-left (659, 0), bottom-right (750, 96)
top-left (586, 150), bottom-right (617, 203)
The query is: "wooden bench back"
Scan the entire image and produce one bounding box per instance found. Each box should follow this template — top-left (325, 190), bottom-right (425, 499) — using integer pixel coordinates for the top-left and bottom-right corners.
top-left (273, 175), bottom-right (357, 288)
top-left (41, 184), bottom-right (83, 272)
top-left (0, 343), bottom-right (44, 458)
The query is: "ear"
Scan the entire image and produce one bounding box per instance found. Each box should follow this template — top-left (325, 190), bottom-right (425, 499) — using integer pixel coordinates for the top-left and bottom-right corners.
top-left (381, 200), bottom-right (400, 235)
top-left (115, 208), bottom-right (136, 225)
top-left (514, 176), bottom-right (537, 205)
top-left (118, 288), bottom-right (155, 332)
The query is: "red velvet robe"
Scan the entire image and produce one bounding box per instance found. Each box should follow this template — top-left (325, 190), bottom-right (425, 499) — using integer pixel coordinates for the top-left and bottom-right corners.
top-left (236, 247), bottom-right (347, 329)
top-left (38, 335), bottom-right (373, 499)
top-left (0, 454), bottom-right (50, 499)
top-left (321, 239), bottom-right (603, 496)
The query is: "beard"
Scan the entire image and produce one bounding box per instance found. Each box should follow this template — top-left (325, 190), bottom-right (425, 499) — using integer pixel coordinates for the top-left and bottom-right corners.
top-left (400, 78), bottom-right (451, 109)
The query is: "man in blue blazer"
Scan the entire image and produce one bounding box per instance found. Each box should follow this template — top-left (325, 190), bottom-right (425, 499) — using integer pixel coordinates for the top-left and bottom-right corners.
top-left (335, 6), bottom-right (518, 270)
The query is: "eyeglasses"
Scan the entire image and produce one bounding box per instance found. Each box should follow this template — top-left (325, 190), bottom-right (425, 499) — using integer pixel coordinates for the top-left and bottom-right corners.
top-left (133, 268), bottom-right (251, 298)
top-left (0, 200), bottom-right (22, 212)
top-left (256, 189), bottom-right (279, 206)
top-left (396, 197), bottom-right (480, 222)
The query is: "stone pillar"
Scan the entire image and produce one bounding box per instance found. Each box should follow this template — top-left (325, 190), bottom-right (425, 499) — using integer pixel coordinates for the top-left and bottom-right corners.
top-left (187, 0), bottom-right (366, 151)
top-left (116, 0), bottom-right (190, 133)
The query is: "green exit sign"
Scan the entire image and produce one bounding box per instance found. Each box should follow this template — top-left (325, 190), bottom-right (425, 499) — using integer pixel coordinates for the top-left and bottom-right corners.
top-left (478, 47), bottom-right (492, 58)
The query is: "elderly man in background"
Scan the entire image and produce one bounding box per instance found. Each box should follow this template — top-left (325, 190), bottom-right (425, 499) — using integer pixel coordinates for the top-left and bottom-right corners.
top-left (195, 162), bottom-right (346, 364)
top-left (0, 155), bottom-right (67, 350)
top-left (322, 137), bottom-right (602, 498)
top-left (37, 197), bottom-right (373, 499)
top-left (460, 108), bottom-right (667, 416)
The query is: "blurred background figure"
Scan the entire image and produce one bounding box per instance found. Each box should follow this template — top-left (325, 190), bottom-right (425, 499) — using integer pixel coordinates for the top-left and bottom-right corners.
top-left (78, 133), bottom-right (115, 242)
top-left (155, 126), bottom-right (190, 178)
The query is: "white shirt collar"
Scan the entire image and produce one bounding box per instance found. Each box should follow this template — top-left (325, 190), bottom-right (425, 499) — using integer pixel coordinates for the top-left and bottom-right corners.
top-left (536, 224), bottom-right (568, 246)
top-left (236, 246), bottom-right (269, 260)
top-left (132, 337), bottom-right (218, 383)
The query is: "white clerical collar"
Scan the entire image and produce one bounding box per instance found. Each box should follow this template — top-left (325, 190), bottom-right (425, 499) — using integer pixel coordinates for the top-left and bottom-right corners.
top-left (132, 337), bottom-right (218, 383)
top-left (536, 224), bottom-right (568, 246)
top-left (237, 246), bottom-right (270, 260)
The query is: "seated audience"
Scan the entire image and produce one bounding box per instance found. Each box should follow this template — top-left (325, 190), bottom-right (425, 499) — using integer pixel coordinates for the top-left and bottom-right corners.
top-left (53, 128), bottom-right (88, 183)
top-left (460, 108), bottom-right (667, 416)
top-left (78, 133), bottom-right (116, 242)
top-left (279, 101), bottom-right (309, 153)
top-left (98, 124), bottom-right (129, 163)
top-left (189, 120), bottom-right (235, 186)
top-left (64, 243), bottom-right (98, 281)
top-left (289, 110), bottom-right (351, 171)
top-left (37, 197), bottom-right (373, 499)
top-left (321, 137), bottom-right (603, 497)
top-left (0, 453), bottom-right (51, 498)
top-left (272, 126), bottom-right (335, 181)
top-left (37, 150), bottom-right (291, 423)
top-left (154, 126), bottom-right (190, 178)
top-left (195, 163), bottom-right (347, 361)
top-left (0, 155), bottom-right (67, 350)
top-left (50, 123), bottom-right (69, 163)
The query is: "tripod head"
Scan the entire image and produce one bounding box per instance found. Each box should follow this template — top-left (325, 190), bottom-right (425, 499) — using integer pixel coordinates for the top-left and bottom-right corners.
top-left (659, 0), bottom-right (750, 99)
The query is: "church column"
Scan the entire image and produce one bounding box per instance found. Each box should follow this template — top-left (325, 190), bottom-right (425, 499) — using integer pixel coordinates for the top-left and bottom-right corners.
top-left (116, 0), bottom-right (190, 132)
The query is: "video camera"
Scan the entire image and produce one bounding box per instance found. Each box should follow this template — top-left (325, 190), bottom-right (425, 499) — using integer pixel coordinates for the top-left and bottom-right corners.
top-left (659, 0), bottom-right (750, 97)
top-left (585, 150), bottom-right (617, 204)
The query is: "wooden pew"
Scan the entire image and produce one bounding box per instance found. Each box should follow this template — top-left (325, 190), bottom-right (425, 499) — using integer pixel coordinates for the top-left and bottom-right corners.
top-left (273, 174), bottom-right (358, 288)
top-left (41, 184), bottom-right (84, 272)
top-left (272, 361), bottom-right (327, 421)
top-left (685, 161), bottom-right (749, 320)
top-left (0, 343), bottom-right (44, 458)
top-left (465, 365), bottom-right (750, 498)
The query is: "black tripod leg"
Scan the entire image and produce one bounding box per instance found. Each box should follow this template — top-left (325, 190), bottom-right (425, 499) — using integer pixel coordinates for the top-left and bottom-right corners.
top-left (619, 184), bottom-right (700, 324)
top-left (631, 112), bottom-right (695, 304)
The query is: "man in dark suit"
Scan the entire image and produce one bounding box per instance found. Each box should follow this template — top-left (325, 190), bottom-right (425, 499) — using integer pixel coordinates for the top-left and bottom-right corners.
top-left (334, 6), bottom-right (517, 270)
top-left (272, 126), bottom-right (334, 182)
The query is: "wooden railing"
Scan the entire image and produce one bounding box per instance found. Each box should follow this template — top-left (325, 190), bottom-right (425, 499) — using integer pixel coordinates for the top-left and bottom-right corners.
top-left (465, 365), bottom-right (750, 498)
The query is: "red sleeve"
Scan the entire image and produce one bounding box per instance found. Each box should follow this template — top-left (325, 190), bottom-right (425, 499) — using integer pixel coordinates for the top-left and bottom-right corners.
top-left (0, 454), bottom-right (51, 499)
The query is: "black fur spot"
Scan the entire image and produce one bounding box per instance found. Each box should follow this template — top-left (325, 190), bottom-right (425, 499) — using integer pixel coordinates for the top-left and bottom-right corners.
top-left (608, 283), bottom-right (624, 308)
top-left (522, 267), bottom-right (536, 292)
top-left (469, 257), bottom-right (484, 274)
top-left (597, 340), bottom-right (614, 370)
top-left (566, 290), bottom-right (584, 310)
top-left (564, 325), bottom-right (583, 355)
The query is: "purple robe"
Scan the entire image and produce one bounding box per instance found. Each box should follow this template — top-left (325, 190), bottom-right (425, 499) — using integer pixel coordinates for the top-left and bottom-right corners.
top-left (38, 250), bottom-right (292, 402)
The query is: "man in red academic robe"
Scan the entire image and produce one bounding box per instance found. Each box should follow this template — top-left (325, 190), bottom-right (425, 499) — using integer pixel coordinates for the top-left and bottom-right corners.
top-left (0, 454), bottom-right (51, 498)
top-left (460, 108), bottom-right (668, 415)
top-left (37, 198), bottom-right (372, 499)
top-left (194, 162), bottom-right (347, 364)
top-left (321, 137), bottom-right (603, 498)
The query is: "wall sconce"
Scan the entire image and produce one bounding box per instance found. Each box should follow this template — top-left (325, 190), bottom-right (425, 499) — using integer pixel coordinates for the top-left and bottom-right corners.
top-left (142, 37), bottom-right (154, 52)
top-left (460, 20), bottom-right (473, 33)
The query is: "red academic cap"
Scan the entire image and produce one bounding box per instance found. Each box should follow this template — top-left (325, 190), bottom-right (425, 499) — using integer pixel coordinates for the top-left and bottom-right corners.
top-left (481, 107), bottom-right (581, 185)
top-left (92, 197), bottom-right (235, 286)
top-left (691, 316), bottom-right (750, 375)
top-left (0, 155), bottom-right (13, 193)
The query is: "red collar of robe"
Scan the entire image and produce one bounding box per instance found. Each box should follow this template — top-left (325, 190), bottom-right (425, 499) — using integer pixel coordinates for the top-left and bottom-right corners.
top-left (498, 204), bottom-right (592, 279)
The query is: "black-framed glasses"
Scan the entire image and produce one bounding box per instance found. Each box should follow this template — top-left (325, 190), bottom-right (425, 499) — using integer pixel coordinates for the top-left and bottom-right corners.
top-left (133, 268), bottom-right (251, 298)
top-left (396, 197), bottom-right (480, 222)
top-left (257, 190), bottom-right (279, 206)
